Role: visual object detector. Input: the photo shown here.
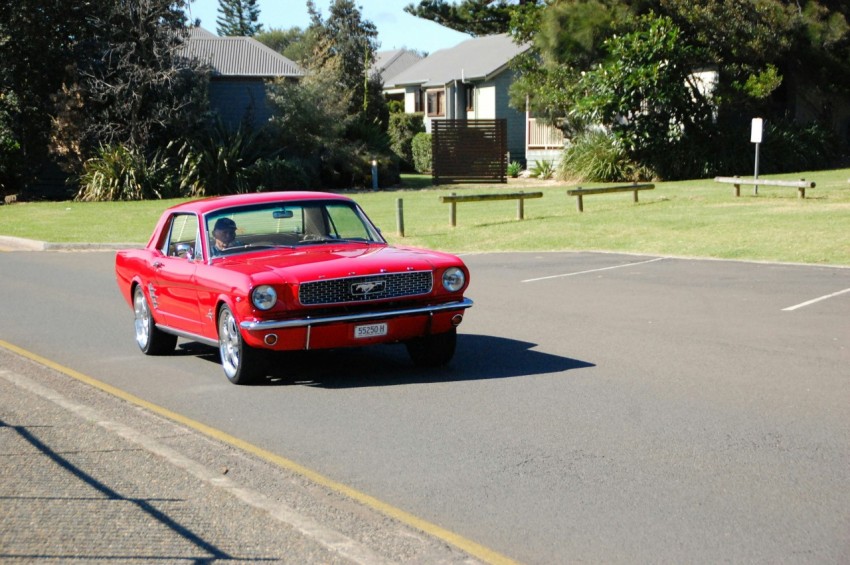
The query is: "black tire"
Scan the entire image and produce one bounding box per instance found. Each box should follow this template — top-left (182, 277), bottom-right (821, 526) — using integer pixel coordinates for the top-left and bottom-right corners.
top-left (406, 329), bottom-right (457, 367)
top-left (218, 305), bottom-right (265, 385)
top-left (133, 285), bottom-right (177, 355)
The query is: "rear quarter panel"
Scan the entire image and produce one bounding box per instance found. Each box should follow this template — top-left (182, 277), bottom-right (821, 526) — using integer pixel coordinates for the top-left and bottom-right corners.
top-left (114, 248), bottom-right (158, 307)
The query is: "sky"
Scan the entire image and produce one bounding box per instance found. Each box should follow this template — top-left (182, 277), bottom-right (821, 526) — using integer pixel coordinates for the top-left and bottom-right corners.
top-left (185, 0), bottom-right (473, 54)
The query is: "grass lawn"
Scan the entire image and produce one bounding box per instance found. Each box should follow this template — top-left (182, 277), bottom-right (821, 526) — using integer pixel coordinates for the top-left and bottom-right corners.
top-left (1, 168), bottom-right (848, 266)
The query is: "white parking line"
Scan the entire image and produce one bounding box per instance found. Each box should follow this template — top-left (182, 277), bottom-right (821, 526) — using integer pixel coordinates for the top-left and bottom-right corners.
top-left (521, 257), bottom-right (665, 283)
top-left (782, 287), bottom-right (850, 311)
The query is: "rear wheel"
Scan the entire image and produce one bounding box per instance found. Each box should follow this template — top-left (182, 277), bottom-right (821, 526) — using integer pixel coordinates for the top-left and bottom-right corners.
top-left (133, 285), bottom-right (177, 355)
top-left (218, 305), bottom-right (264, 385)
top-left (406, 329), bottom-right (457, 367)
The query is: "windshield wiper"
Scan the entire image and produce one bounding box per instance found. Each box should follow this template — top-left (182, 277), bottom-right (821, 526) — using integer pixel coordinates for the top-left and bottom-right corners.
top-left (298, 236), bottom-right (369, 245)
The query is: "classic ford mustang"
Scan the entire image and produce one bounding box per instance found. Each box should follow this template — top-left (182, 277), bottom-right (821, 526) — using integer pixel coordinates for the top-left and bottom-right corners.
top-left (115, 192), bottom-right (472, 384)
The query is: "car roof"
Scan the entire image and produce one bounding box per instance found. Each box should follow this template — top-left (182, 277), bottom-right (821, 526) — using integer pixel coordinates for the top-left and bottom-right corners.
top-left (165, 191), bottom-right (355, 215)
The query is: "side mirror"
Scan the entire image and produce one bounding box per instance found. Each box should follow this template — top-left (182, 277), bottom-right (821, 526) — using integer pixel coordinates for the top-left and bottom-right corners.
top-left (175, 243), bottom-right (194, 260)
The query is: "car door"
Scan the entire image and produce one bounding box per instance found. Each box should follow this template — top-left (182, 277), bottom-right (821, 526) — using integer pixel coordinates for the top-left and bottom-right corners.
top-left (152, 213), bottom-right (203, 335)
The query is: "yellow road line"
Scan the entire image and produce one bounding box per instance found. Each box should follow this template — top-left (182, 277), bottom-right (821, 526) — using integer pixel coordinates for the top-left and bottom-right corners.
top-left (0, 339), bottom-right (519, 565)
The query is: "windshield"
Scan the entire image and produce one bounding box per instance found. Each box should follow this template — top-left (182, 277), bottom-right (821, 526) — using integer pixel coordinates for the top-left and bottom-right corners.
top-left (206, 200), bottom-right (385, 258)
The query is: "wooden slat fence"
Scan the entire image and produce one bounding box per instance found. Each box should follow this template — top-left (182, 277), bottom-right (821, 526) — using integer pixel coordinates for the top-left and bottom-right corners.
top-left (432, 119), bottom-right (507, 184)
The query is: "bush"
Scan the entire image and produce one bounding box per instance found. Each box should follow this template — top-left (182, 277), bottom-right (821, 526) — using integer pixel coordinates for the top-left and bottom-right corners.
top-left (507, 161), bottom-right (522, 178)
top-left (558, 130), bottom-right (649, 182)
top-left (760, 120), bottom-right (841, 173)
top-left (626, 117), bottom-right (845, 181)
top-left (530, 160), bottom-right (555, 180)
top-left (0, 92), bottom-right (27, 196)
top-left (247, 157), bottom-right (312, 191)
top-left (388, 112), bottom-right (425, 172)
top-left (76, 145), bottom-right (177, 201)
top-left (411, 132), bottom-right (432, 173)
top-left (188, 119), bottom-right (280, 195)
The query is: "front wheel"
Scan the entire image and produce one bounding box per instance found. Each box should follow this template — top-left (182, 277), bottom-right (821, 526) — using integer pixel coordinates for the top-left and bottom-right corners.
top-left (218, 305), bottom-right (264, 385)
top-left (406, 329), bottom-right (457, 367)
top-left (133, 285), bottom-right (176, 355)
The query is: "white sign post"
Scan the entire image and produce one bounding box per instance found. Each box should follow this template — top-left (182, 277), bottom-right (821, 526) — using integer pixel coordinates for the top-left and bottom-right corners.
top-left (751, 118), bottom-right (763, 195)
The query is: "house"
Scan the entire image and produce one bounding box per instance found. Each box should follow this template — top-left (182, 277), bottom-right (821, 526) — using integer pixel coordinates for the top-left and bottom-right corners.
top-left (372, 49), bottom-right (423, 109)
top-left (179, 27), bottom-right (303, 129)
top-left (383, 34), bottom-right (562, 166)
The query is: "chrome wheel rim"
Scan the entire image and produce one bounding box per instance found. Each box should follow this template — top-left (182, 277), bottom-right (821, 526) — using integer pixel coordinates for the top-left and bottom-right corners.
top-left (133, 288), bottom-right (151, 349)
top-left (219, 309), bottom-right (240, 379)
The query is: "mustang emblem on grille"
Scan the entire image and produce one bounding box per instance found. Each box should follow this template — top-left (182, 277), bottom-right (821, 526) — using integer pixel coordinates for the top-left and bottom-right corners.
top-left (351, 280), bottom-right (386, 296)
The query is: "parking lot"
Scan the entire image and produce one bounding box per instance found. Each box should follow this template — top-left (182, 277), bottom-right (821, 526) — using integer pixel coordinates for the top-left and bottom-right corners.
top-left (1, 249), bottom-right (848, 563)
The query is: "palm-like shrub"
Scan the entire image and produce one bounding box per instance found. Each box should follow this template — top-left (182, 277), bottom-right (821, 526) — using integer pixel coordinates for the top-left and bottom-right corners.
top-left (558, 130), bottom-right (649, 182)
top-left (76, 145), bottom-right (173, 201)
top-left (189, 120), bottom-right (273, 195)
top-left (76, 140), bottom-right (207, 201)
top-left (529, 160), bottom-right (555, 180)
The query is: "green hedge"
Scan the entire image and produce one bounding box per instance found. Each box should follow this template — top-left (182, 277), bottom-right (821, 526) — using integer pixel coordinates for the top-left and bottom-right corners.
top-left (388, 112), bottom-right (425, 172)
top-left (411, 132), bottom-right (432, 173)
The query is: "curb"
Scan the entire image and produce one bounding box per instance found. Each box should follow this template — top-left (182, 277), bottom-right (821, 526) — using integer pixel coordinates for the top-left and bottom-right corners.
top-left (0, 235), bottom-right (142, 252)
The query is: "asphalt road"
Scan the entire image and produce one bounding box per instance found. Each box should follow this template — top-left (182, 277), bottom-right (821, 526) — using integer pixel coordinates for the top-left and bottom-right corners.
top-left (1, 249), bottom-right (848, 564)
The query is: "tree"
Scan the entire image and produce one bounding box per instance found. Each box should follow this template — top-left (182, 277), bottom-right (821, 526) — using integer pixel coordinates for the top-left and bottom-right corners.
top-left (404, 0), bottom-right (541, 36)
top-left (263, 1), bottom-right (398, 188)
top-left (216, 0), bottom-right (263, 36)
top-left (510, 0), bottom-right (633, 134)
top-left (255, 27), bottom-right (317, 65)
top-left (0, 91), bottom-right (22, 195)
top-left (1, 0), bottom-right (211, 198)
top-left (573, 13), bottom-right (717, 178)
top-left (512, 0), bottom-right (850, 179)
top-left (307, 0), bottom-right (381, 119)
top-left (0, 0), bottom-right (105, 193)
top-left (52, 0), bottom-right (209, 170)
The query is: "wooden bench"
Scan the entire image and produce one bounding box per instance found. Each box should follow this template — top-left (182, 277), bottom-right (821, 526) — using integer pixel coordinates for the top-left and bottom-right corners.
top-left (714, 176), bottom-right (815, 198)
top-left (566, 183), bottom-right (655, 212)
top-left (439, 191), bottom-right (543, 226)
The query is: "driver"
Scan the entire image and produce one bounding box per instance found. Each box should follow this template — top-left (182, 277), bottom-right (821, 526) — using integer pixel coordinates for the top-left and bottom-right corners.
top-left (211, 217), bottom-right (240, 255)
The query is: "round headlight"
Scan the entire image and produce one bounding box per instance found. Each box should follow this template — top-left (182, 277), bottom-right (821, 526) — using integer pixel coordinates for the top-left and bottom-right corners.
top-left (442, 267), bottom-right (466, 292)
top-left (251, 285), bottom-right (277, 310)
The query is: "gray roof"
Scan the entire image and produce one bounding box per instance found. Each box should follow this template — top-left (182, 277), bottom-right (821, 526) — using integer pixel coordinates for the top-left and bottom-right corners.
top-left (187, 27), bottom-right (216, 39)
top-left (180, 27), bottom-right (303, 78)
top-left (384, 34), bottom-right (530, 88)
top-left (371, 49), bottom-right (423, 84)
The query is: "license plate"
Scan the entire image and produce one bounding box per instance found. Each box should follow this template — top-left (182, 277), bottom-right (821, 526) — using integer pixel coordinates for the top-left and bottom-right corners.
top-left (354, 323), bottom-right (388, 338)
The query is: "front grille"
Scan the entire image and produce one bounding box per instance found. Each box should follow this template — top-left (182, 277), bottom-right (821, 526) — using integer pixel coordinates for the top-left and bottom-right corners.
top-left (299, 271), bottom-right (433, 306)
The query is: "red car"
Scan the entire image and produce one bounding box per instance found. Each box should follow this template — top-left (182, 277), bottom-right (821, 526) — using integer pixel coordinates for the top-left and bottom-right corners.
top-left (115, 192), bottom-right (472, 384)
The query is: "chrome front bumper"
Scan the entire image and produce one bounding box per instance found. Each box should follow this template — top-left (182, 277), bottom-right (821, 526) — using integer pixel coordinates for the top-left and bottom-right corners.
top-left (240, 297), bottom-right (474, 331)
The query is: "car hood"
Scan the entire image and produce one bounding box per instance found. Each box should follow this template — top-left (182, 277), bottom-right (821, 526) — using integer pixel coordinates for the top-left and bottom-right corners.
top-left (212, 244), bottom-right (456, 285)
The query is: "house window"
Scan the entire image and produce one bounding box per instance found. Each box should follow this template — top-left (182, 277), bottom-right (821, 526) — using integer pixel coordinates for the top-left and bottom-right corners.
top-left (426, 90), bottom-right (444, 117)
top-left (465, 85), bottom-right (475, 112)
top-left (414, 90), bottom-right (424, 113)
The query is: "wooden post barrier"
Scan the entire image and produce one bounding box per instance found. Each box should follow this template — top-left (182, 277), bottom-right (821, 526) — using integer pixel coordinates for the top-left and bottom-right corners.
top-left (396, 198), bottom-right (405, 237)
top-left (714, 176), bottom-right (815, 198)
top-left (439, 191), bottom-right (544, 227)
top-left (566, 183), bottom-right (655, 212)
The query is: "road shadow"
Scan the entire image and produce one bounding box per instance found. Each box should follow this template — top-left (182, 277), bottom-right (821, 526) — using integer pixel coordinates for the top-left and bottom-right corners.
top-left (0, 417), bottom-right (276, 563)
top-left (224, 334), bottom-right (594, 388)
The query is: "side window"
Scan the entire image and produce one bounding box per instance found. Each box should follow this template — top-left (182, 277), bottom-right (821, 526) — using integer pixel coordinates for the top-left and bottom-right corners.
top-left (162, 213), bottom-right (197, 259)
top-left (427, 90), bottom-right (444, 117)
top-left (326, 204), bottom-right (369, 239)
top-left (194, 230), bottom-right (203, 260)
